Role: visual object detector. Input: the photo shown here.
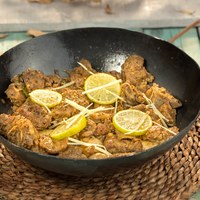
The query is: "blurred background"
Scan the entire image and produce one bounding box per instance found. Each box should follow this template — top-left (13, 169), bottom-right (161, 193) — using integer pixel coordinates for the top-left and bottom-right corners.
top-left (0, 0), bottom-right (200, 31)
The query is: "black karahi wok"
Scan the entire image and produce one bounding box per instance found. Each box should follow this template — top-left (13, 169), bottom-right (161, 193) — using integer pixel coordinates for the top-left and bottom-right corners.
top-left (0, 28), bottom-right (199, 176)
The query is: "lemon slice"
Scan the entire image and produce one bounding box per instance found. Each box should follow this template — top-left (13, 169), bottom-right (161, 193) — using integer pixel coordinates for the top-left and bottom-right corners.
top-left (29, 89), bottom-right (62, 108)
top-left (84, 73), bottom-right (121, 105)
top-left (50, 115), bottom-right (87, 140)
top-left (113, 109), bottom-right (152, 136)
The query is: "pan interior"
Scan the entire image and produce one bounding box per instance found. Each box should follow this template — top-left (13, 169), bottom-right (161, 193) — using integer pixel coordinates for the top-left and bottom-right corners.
top-left (0, 28), bottom-right (199, 176)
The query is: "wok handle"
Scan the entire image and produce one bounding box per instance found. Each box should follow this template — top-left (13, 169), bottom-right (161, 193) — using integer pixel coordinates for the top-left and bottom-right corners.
top-left (168, 19), bottom-right (200, 43)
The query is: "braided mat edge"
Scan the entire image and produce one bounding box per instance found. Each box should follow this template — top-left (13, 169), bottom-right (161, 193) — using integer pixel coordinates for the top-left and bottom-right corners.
top-left (0, 116), bottom-right (199, 200)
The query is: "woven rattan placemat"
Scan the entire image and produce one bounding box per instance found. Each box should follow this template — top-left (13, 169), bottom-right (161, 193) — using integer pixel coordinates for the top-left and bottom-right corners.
top-left (0, 116), bottom-right (199, 200)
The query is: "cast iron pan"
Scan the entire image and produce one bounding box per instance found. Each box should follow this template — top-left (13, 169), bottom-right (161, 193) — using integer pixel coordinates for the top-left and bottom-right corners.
top-left (0, 28), bottom-right (199, 176)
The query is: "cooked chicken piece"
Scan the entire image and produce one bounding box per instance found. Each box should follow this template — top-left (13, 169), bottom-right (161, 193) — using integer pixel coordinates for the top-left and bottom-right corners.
top-left (21, 68), bottom-right (46, 92)
top-left (146, 83), bottom-right (182, 109)
top-left (89, 112), bottom-right (115, 136)
top-left (95, 123), bottom-right (111, 136)
top-left (120, 82), bottom-right (145, 106)
top-left (145, 83), bottom-right (182, 125)
top-left (121, 55), bottom-right (154, 91)
top-left (51, 88), bottom-right (90, 120)
top-left (90, 112), bottom-right (113, 122)
top-left (79, 119), bottom-right (97, 138)
top-left (82, 137), bottom-right (103, 157)
top-left (5, 83), bottom-right (26, 107)
top-left (142, 125), bottom-right (179, 142)
top-left (51, 102), bottom-right (77, 120)
top-left (115, 130), bottom-right (140, 140)
top-left (104, 133), bottom-right (143, 154)
top-left (132, 104), bottom-right (160, 123)
top-left (45, 74), bottom-right (63, 88)
top-left (15, 98), bottom-right (52, 130)
top-left (38, 130), bottom-right (68, 154)
top-left (69, 59), bottom-right (96, 88)
top-left (10, 74), bottom-right (21, 83)
top-left (59, 146), bottom-right (87, 159)
top-left (159, 101), bottom-right (177, 126)
top-left (0, 114), bottom-right (39, 150)
top-left (62, 88), bottom-right (90, 106)
top-left (107, 70), bottom-right (121, 79)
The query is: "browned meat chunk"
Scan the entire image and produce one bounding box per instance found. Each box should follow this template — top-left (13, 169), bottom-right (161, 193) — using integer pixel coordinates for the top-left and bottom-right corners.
top-left (132, 104), bottom-right (160, 122)
top-left (120, 82), bottom-right (145, 106)
top-left (38, 130), bottom-right (68, 154)
top-left (81, 137), bottom-right (103, 157)
top-left (45, 74), bottom-right (63, 88)
top-left (90, 112), bottom-right (112, 122)
top-left (15, 98), bottom-right (52, 130)
top-left (51, 88), bottom-right (90, 120)
top-left (5, 83), bottom-right (26, 107)
top-left (79, 119), bottom-right (97, 138)
top-left (104, 133), bottom-right (143, 154)
top-left (146, 83), bottom-right (182, 109)
top-left (107, 70), bottom-right (121, 79)
top-left (95, 123), bottom-right (110, 136)
top-left (62, 88), bottom-right (90, 106)
top-left (159, 101), bottom-right (177, 126)
top-left (51, 101), bottom-right (77, 120)
top-left (89, 112), bottom-right (114, 137)
top-left (59, 146), bottom-right (87, 159)
top-left (145, 83), bottom-right (182, 125)
top-left (121, 55), bottom-right (154, 91)
top-left (142, 125), bottom-right (179, 142)
top-left (69, 59), bottom-right (96, 88)
top-left (0, 114), bottom-right (39, 150)
top-left (21, 68), bottom-right (46, 92)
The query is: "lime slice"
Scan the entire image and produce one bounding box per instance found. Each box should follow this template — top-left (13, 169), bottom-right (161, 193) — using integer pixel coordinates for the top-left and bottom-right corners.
top-left (29, 89), bottom-right (62, 108)
top-left (50, 115), bottom-right (87, 140)
top-left (84, 73), bottom-right (121, 105)
top-left (113, 109), bottom-right (152, 136)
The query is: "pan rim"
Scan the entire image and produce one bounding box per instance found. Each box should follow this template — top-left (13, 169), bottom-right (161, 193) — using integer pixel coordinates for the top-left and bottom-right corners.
top-left (0, 27), bottom-right (199, 164)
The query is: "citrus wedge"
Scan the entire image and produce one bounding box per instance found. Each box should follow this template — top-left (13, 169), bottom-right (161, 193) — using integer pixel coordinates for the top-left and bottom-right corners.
top-left (84, 73), bottom-right (121, 105)
top-left (29, 89), bottom-right (62, 108)
top-left (50, 115), bottom-right (87, 140)
top-left (113, 109), bottom-right (152, 136)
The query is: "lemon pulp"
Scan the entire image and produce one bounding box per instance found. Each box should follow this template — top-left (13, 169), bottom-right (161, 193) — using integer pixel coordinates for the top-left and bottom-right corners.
top-left (29, 89), bottom-right (62, 108)
top-left (84, 73), bottom-right (121, 105)
top-left (50, 115), bottom-right (87, 140)
top-left (113, 109), bottom-right (152, 136)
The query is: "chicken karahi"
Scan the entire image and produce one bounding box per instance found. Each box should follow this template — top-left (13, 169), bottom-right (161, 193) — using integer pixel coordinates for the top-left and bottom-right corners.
top-left (0, 54), bottom-right (182, 159)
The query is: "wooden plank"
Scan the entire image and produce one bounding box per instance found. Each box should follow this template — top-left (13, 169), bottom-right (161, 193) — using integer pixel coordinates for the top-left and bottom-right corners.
top-left (190, 191), bottom-right (200, 200)
top-left (178, 28), bottom-right (200, 66)
top-left (0, 32), bottom-right (30, 54)
top-left (143, 28), bottom-right (182, 44)
top-left (0, 0), bottom-right (200, 32)
top-left (143, 28), bottom-right (200, 66)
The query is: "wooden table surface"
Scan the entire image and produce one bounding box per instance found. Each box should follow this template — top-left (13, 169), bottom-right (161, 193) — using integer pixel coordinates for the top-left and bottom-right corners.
top-left (1, 0), bottom-right (200, 31)
top-left (0, 27), bottom-right (199, 199)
